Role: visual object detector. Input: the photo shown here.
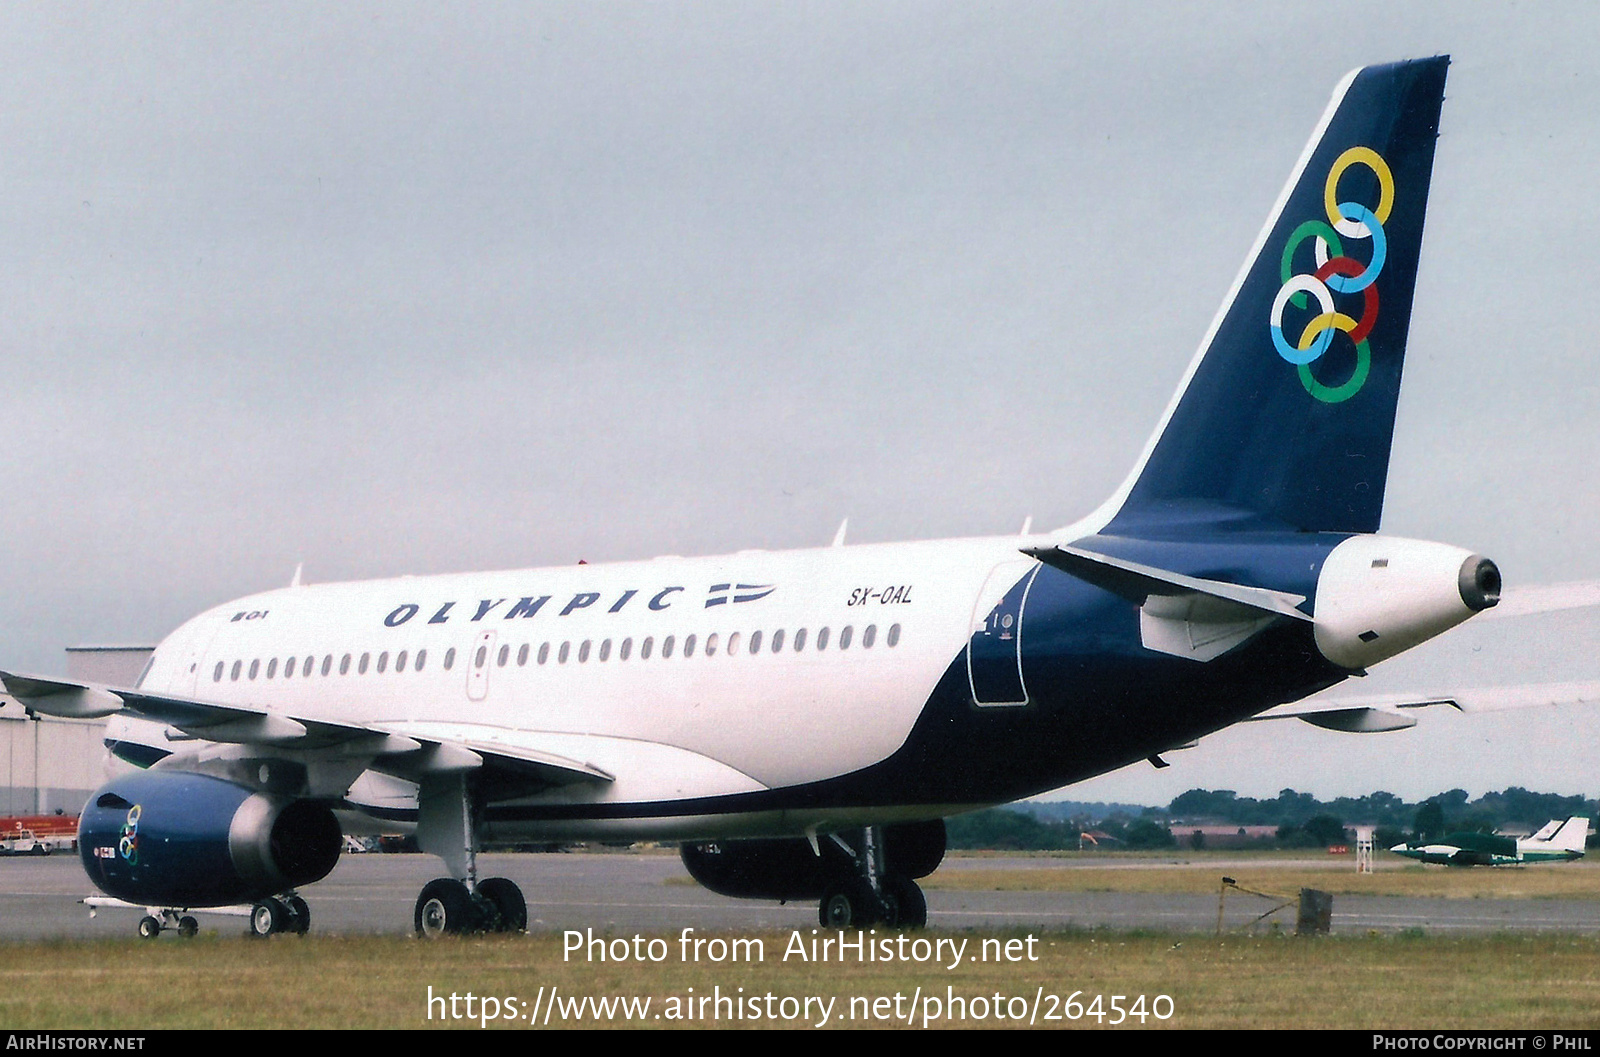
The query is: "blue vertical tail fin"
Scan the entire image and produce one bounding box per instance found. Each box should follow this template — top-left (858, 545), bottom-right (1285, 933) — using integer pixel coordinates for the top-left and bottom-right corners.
top-left (1100, 57), bottom-right (1448, 536)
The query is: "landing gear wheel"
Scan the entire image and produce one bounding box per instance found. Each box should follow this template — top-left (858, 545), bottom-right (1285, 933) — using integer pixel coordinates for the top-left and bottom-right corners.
top-left (177, 916), bottom-right (200, 939)
top-left (415, 878), bottom-right (477, 938)
top-left (819, 880), bottom-right (878, 928)
top-left (138, 916), bottom-right (161, 940)
top-left (885, 875), bottom-right (927, 929)
top-left (284, 896), bottom-right (311, 935)
top-left (250, 898), bottom-right (287, 937)
top-left (477, 877), bottom-right (527, 933)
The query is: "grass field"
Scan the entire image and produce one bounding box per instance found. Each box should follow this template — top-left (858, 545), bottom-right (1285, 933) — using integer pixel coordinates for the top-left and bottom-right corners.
top-left (2, 929), bottom-right (1598, 1029)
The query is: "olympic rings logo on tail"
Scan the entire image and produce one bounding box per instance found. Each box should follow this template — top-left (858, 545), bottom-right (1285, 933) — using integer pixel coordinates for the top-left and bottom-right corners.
top-left (1269, 146), bottom-right (1394, 403)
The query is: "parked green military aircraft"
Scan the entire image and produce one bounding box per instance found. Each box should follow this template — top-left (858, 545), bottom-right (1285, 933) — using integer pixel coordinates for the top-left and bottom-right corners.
top-left (1391, 818), bottom-right (1590, 866)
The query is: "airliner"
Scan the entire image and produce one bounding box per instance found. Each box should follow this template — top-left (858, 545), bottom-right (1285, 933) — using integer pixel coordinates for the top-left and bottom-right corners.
top-left (5, 56), bottom-right (1507, 938)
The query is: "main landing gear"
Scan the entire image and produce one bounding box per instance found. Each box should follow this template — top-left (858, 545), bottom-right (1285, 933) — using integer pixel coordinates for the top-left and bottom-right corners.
top-left (817, 827), bottom-right (928, 929)
top-left (412, 772), bottom-right (527, 937)
top-left (413, 876), bottom-right (528, 937)
top-left (248, 894), bottom-right (311, 937)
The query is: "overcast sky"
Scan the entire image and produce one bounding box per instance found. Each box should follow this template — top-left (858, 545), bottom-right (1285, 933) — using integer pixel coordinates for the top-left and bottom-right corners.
top-left (2, 3), bottom-right (1597, 804)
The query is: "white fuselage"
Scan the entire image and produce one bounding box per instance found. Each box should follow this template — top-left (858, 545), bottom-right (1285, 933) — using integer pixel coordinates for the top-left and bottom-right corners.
top-left (131, 534), bottom-right (1050, 838)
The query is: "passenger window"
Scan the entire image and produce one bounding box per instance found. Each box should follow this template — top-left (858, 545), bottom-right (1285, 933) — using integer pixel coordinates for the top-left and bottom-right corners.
top-left (266, 658), bottom-right (278, 679)
top-left (444, 648), bottom-right (456, 670)
top-left (559, 642), bottom-right (571, 664)
top-left (304, 656), bottom-right (314, 677)
top-left (415, 649), bottom-right (427, 671)
top-left (793, 628), bottom-right (807, 652)
top-left (599, 639), bottom-right (612, 662)
top-left (704, 633), bottom-right (717, 657)
top-left (248, 659), bottom-right (260, 680)
top-left (517, 643), bottom-right (529, 666)
top-left (378, 651), bottom-right (389, 673)
top-left (728, 631), bottom-right (741, 655)
top-left (770, 629), bottom-right (783, 653)
top-left (321, 655), bottom-right (333, 676)
top-left (283, 657), bottom-right (295, 679)
top-left (887, 623), bottom-right (901, 647)
top-left (641, 637), bottom-right (654, 660)
top-left (359, 652), bottom-right (371, 674)
top-left (340, 654), bottom-right (352, 675)
top-left (620, 637), bottom-right (632, 661)
top-left (684, 634), bottom-right (696, 658)
top-left (863, 625), bottom-right (876, 648)
top-left (579, 640), bottom-right (591, 663)
top-left (397, 650), bottom-right (408, 673)
top-left (497, 644), bottom-right (509, 667)
top-left (213, 661), bottom-right (224, 682)
top-left (662, 635), bottom-right (675, 659)
top-left (817, 627), bottom-right (830, 651)
top-left (538, 642), bottom-right (550, 665)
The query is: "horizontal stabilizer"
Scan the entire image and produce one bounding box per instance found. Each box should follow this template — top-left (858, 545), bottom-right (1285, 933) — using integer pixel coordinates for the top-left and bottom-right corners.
top-left (1025, 544), bottom-right (1310, 662)
top-left (1294, 707), bottom-right (1417, 733)
top-left (1022, 545), bottom-right (1312, 620)
top-left (1528, 819), bottom-right (1564, 843)
top-left (1251, 680), bottom-right (1600, 733)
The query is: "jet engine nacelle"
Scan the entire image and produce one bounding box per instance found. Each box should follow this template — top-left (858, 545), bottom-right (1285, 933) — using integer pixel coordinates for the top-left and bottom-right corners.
top-left (681, 819), bottom-right (946, 901)
top-left (1313, 535), bottom-right (1500, 670)
top-left (78, 769), bottom-right (342, 907)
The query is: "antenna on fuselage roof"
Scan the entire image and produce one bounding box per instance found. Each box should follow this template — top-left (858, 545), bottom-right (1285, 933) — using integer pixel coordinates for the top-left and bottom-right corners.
top-left (831, 518), bottom-right (848, 547)
top-left (289, 563), bottom-right (303, 588)
top-left (1020, 516), bottom-right (1033, 536)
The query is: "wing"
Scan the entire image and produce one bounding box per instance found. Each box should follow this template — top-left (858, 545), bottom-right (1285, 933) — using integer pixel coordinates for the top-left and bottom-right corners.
top-left (0, 670), bottom-right (615, 794)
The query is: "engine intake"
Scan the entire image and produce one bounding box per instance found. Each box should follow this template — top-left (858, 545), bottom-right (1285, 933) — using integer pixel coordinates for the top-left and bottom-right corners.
top-left (78, 770), bottom-right (342, 907)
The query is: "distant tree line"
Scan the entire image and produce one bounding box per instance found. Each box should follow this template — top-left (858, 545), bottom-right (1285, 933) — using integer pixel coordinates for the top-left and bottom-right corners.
top-left (945, 787), bottom-right (1600, 852)
top-left (1165, 787), bottom-right (1597, 849)
top-left (944, 810), bottom-right (1177, 851)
